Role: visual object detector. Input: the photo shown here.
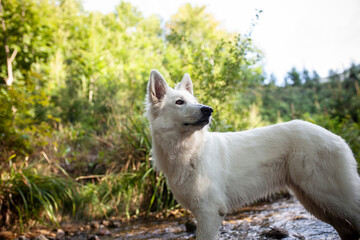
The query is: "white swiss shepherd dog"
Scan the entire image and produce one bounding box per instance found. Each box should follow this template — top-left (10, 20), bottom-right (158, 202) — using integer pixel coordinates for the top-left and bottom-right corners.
top-left (145, 69), bottom-right (360, 240)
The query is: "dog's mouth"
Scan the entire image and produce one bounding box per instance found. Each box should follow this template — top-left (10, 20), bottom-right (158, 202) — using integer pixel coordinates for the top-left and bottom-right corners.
top-left (183, 117), bottom-right (210, 127)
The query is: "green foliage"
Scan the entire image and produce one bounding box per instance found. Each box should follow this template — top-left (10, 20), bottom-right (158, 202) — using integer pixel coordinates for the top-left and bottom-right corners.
top-left (164, 5), bottom-right (264, 130)
top-left (285, 67), bottom-right (302, 86)
top-left (74, 173), bottom-right (144, 219)
top-left (0, 160), bottom-right (74, 229)
top-left (0, 0), bottom-right (55, 162)
top-left (0, 0), bottom-right (55, 80)
top-left (241, 64), bottom-right (360, 123)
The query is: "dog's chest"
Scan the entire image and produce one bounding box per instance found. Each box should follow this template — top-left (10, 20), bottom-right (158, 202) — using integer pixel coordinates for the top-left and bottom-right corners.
top-left (167, 174), bottom-right (198, 210)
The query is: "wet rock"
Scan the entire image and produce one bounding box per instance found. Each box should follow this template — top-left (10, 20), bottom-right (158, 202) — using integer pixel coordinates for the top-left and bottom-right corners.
top-left (101, 220), bottom-right (116, 228)
top-left (102, 220), bottom-right (121, 228)
top-left (56, 229), bottom-right (65, 240)
top-left (185, 219), bottom-right (197, 233)
top-left (101, 220), bottom-right (109, 227)
top-left (98, 229), bottom-right (111, 236)
top-left (98, 224), bottom-right (105, 231)
top-left (261, 227), bottom-right (289, 239)
top-left (87, 235), bottom-right (100, 240)
top-left (111, 221), bottom-right (121, 228)
top-left (90, 221), bottom-right (100, 229)
top-left (32, 235), bottom-right (48, 240)
top-left (92, 224), bottom-right (110, 236)
top-left (73, 232), bottom-right (88, 239)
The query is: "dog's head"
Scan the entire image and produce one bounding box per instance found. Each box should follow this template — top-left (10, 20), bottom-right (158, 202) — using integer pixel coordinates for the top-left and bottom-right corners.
top-left (146, 70), bottom-right (213, 133)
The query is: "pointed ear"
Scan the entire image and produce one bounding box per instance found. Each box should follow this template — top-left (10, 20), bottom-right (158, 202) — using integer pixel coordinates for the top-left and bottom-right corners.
top-left (176, 73), bottom-right (193, 95)
top-left (148, 69), bottom-right (168, 105)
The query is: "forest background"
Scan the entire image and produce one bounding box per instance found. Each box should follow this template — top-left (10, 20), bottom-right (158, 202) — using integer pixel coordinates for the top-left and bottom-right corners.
top-left (1, 0), bottom-right (360, 231)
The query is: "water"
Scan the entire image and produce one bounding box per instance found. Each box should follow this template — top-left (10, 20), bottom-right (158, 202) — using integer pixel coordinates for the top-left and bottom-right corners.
top-left (218, 198), bottom-right (339, 240)
top-left (70, 197), bottom-right (340, 240)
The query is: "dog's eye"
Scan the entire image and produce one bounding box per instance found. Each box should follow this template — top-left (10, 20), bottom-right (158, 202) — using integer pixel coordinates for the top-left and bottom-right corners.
top-left (175, 99), bottom-right (185, 105)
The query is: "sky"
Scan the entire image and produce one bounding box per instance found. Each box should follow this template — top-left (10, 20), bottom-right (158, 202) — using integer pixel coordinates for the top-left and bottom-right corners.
top-left (83, 0), bottom-right (360, 83)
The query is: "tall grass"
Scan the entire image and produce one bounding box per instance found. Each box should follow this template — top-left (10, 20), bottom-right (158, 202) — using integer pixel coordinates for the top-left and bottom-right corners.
top-left (0, 113), bottom-right (178, 230)
top-left (63, 113), bottom-right (176, 220)
top-left (74, 173), bottom-right (143, 219)
top-left (0, 159), bottom-right (75, 230)
top-left (98, 113), bottom-right (175, 217)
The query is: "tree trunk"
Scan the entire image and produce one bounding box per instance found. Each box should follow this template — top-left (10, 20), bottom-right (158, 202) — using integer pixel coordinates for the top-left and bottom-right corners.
top-left (5, 47), bottom-right (17, 86)
top-left (89, 76), bottom-right (94, 102)
top-left (0, 0), bottom-right (17, 86)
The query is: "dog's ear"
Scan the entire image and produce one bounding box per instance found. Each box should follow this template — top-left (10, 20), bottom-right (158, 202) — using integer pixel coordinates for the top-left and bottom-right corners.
top-left (176, 73), bottom-right (193, 95)
top-left (148, 69), bottom-right (168, 104)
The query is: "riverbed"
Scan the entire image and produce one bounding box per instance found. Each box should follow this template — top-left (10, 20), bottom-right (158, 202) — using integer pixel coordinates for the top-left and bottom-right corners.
top-left (9, 197), bottom-right (340, 240)
top-left (68, 197), bottom-right (339, 240)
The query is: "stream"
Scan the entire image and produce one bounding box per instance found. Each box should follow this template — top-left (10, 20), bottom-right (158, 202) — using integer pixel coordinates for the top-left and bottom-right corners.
top-left (63, 197), bottom-right (339, 240)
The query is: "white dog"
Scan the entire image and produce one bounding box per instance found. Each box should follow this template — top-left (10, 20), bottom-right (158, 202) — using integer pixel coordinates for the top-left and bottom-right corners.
top-left (145, 69), bottom-right (360, 240)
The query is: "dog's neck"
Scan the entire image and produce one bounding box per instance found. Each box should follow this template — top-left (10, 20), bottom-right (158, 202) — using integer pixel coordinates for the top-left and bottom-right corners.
top-left (151, 128), bottom-right (206, 184)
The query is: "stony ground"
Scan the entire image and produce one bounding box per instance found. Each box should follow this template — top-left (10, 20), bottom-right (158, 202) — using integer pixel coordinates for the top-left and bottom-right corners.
top-left (0, 197), bottom-right (340, 240)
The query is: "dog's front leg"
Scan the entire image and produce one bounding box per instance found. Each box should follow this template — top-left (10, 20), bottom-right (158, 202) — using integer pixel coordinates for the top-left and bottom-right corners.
top-left (195, 210), bottom-right (223, 240)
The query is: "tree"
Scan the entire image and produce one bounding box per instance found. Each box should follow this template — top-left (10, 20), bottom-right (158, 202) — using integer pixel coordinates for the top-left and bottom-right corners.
top-left (285, 67), bottom-right (302, 86)
top-left (268, 73), bottom-right (277, 86)
top-left (0, 0), bottom-right (55, 86)
top-left (166, 3), bottom-right (228, 47)
top-left (0, 0), bottom-right (56, 161)
top-left (164, 4), bottom-right (264, 130)
top-left (46, 1), bottom-right (167, 128)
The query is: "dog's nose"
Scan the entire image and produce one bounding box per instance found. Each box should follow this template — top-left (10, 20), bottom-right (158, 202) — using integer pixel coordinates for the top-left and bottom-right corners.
top-left (201, 106), bottom-right (213, 116)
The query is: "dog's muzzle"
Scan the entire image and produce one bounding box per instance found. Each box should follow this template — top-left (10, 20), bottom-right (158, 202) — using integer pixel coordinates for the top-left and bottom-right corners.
top-left (184, 105), bottom-right (213, 127)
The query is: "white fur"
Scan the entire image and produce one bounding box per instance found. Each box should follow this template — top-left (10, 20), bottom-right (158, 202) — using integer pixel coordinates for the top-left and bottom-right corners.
top-left (146, 69), bottom-right (360, 240)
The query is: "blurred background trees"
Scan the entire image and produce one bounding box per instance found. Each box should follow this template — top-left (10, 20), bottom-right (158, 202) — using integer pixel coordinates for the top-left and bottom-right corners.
top-left (0, 0), bottom-right (359, 231)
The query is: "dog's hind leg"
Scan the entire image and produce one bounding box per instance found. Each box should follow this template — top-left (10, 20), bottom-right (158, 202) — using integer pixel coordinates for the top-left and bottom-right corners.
top-left (195, 210), bottom-right (223, 240)
top-left (291, 184), bottom-right (360, 240)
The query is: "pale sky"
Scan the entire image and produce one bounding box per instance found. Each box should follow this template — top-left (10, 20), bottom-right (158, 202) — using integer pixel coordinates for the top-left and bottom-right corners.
top-left (83, 0), bottom-right (360, 83)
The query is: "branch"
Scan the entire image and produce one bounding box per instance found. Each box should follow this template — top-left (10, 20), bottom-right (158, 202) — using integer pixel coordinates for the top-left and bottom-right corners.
top-left (9, 48), bottom-right (18, 63)
top-left (75, 175), bottom-right (105, 181)
top-left (41, 151), bottom-right (51, 164)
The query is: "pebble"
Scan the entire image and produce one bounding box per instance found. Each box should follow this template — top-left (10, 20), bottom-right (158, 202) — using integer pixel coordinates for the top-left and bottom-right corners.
top-left (90, 221), bottom-right (100, 229)
top-left (261, 227), bottom-right (289, 239)
top-left (56, 229), bottom-right (65, 239)
top-left (98, 224), bottom-right (105, 231)
top-left (87, 235), bottom-right (100, 240)
top-left (32, 235), bottom-right (48, 240)
top-left (101, 220), bottom-right (110, 227)
top-left (102, 220), bottom-right (118, 228)
top-left (185, 219), bottom-right (197, 233)
top-left (112, 221), bottom-right (121, 228)
top-left (98, 229), bottom-right (111, 236)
